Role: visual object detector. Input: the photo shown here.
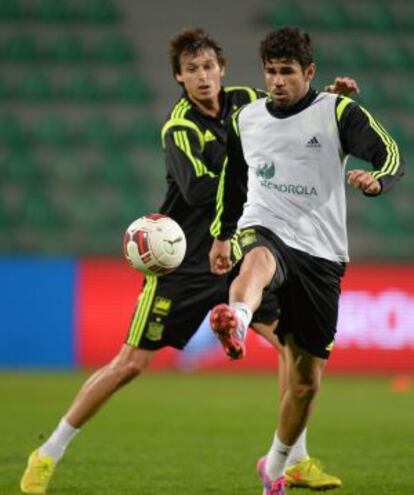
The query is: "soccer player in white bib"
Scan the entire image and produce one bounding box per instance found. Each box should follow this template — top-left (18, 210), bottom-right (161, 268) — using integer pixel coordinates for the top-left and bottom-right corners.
top-left (209, 27), bottom-right (404, 495)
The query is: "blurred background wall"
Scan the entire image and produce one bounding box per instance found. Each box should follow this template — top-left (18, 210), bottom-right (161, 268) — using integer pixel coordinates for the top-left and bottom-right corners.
top-left (0, 0), bottom-right (413, 370)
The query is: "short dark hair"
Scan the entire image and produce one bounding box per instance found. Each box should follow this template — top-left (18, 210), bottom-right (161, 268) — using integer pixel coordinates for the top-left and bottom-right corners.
top-left (169, 28), bottom-right (226, 77)
top-left (260, 27), bottom-right (313, 70)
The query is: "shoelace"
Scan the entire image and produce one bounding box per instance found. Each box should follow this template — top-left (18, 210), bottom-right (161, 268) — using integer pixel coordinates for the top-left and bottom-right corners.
top-left (34, 462), bottom-right (53, 484)
top-left (303, 458), bottom-right (324, 475)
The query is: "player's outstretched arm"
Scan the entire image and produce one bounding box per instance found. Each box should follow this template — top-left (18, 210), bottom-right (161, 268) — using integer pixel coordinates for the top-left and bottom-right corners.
top-left (337, 97), bottom-right (404, 195)
top-left (209, 239), bottom-right (232, 275)
top-left (325, 76), bottom-right (360, 96)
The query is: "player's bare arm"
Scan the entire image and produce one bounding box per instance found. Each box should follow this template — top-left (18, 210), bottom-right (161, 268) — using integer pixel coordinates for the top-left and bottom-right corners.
top-left (209, 239), bottom-right (232, 275)
top-left (346, 169), bottom-right (381, 195)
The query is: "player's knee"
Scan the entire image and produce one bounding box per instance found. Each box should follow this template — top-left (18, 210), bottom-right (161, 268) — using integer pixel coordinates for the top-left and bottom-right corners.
top-left (123, 360), bottom-right (145, 382)
top-left (249, 246), bottom-right (275, 270)
top-left (110, 350), bottom-right (150, 386)
top-left (114, 359), bottom-right (145, 386)
top-left (291, 379), bottom-right (320, 403)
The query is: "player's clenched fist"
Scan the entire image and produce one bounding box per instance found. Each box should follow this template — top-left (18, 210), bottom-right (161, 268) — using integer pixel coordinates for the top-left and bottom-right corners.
top-left (346, 169), bottom-right (381, 195)
top-left (209, 239), bottom-right (233, 275)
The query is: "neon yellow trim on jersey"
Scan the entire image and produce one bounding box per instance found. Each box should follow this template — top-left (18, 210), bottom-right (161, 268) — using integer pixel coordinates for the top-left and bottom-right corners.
top-left (127, 275), bottom-right (158, 347)
top-left (172, 98), bottom-right (191, 119)
top-left (210, 157), bottom-right (228, 237)
top-left (231, 233), bottom-right (243, 263)
top-left (336, 97), bottom-right (400, 181)
top-left (360, 106), bottom-right (400, 180)
top-left (224, 86), bottom-right (258, 102)
top-left (231, 106), bottom-right (244, 136)
top-left (204, 129), bottom-right (216, 142)
top-left (336, 96), bottom-right (353, 121)
top-left (173, 130), bottom-right (216, 178)
top-left (161, 118), bottom-right (205, 149)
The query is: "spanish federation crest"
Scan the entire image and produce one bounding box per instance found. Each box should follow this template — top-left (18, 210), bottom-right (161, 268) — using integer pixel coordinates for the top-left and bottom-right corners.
top-left (146, 322), bottom-right (165, 341)
top-left (256, 162), bottom-right (275, 180)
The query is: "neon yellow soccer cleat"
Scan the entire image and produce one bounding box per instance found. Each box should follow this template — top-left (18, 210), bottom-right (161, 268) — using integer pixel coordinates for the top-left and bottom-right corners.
top-left (285, 457), bottom-right (342, 490)
top-left (20, 449), bottom-right (56, 494)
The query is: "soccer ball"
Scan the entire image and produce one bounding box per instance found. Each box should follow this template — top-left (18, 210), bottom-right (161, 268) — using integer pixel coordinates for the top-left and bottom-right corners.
top-left (123, 214), bottom-right (187, 276)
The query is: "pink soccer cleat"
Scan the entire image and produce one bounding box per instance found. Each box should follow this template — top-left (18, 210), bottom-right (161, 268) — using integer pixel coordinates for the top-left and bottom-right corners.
top-left (257, 456), bottom-right (286, 495)
top-left (210, 303), bottom-right (246, 360)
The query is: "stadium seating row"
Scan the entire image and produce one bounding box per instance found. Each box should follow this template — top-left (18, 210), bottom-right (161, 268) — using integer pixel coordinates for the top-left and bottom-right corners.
top-left (0, 35), bottom-right (135, 63)
top-left (315, 43), bottom-right (414, 72)
top-left (0, 73), bottom-right (154, 103)
top-left (0, 150), bottom-right (149, 184)
top-left (314, 71), bottom-right (414, 110)
top-left (0, 0), bottom-right (119, 24)
top-left (0, 189), bottom-right (148, 233)
top-left (0, 185), bottom-right (149, 232)
top-left (267, 2), bottom-right (414, 32)
top-left (0, 114), bottom-right (160, 147)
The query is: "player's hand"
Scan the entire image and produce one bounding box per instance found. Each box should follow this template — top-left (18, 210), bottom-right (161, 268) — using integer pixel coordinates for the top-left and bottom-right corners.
top-left (209, 239), bottom-right (233, 275)
top-left (324, 77), bottom-right (360, 96)
top-left (346, 169), bottom-right (381, 195)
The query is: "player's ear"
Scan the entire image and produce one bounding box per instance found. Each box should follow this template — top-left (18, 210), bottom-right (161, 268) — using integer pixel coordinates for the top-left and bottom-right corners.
top-left (220, 64), bottom-right (226, 78)
top-left (175, 72), bottom-right (184, 84)
top-left (305, 63), bottom-right (316, 82)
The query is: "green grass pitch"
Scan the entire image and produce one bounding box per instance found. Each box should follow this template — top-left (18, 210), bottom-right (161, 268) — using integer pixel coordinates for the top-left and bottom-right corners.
top-left (1, 372), bottom-right (414, 494)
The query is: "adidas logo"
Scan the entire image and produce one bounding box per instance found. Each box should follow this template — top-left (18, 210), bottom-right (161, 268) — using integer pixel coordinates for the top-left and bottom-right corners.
top-left (306, 136), bottom-right (321, 148)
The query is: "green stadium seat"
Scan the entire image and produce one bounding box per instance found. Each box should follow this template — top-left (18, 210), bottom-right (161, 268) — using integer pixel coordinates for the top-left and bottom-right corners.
top-left (97, 152), bottom-right (135, 187)
top-left (110, 74), bottom-right (154, 103)
top-left (45, 35), bottom-right (85, 62)
top-left (76, 0), bottom-right (119, 24)
top-left (396, 10), bottom-right (414, 31)
top-left (70, 191), bottom-right (105, 227)
top-left (358, 81), bottom-right (390, 110)
top-left (387, 124), bottom-right (410, 150)
top-left (351, 3), bottom-right (395, 32)
top-left (335, 45), bottom-right (371, 72)
top-left (0, 199), bottom-right (11, 229)
top-left (115, 190), bottom-right (149, 225)
top-left (124, 118), bottom-right (160, 147)
top-left (81, 116), bottom-right (118, 147)
top-left (401, 92), bottom-right (414, 112)
top-left (94, 36), bottom-right (134, 63)
top-left (19, 190), bottom-right (62, 230)
top-left (362, 196), bottom-right (402, 234)
top-left (369, 43), bottom-right (411, 72)
top-left (2, 152), bottom-right (42, 183)
top-left (311, 3), bottom-right (351, 30)
top-left (31, 115), bottom-right (70, 146)
top-left (63, 72), bottom-right (101, 101)
top-left (0, 79), bottom-right (9, 100)
top-left (32, 0), bottom-right (72, 22)
top-left (317, 44), bottom-right (369, 72)
top-left (0, 114), bottom-right (25, 146)
top-left (2, 35), bottom-right (38, 62)
top-left (0, 0), bottom-right (24, 20)
top-left (16, 72), bottom-right (53, 101)
top-left (49, 149), bottom-right (88, 184)
top-left (267, 3), bottom-right (307, 27)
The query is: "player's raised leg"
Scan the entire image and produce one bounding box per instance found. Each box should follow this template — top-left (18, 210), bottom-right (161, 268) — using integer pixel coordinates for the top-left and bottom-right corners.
top-left (20, 345), bottom-right (153, 494)
top-left (210, 245), bottom-right (276, 359)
